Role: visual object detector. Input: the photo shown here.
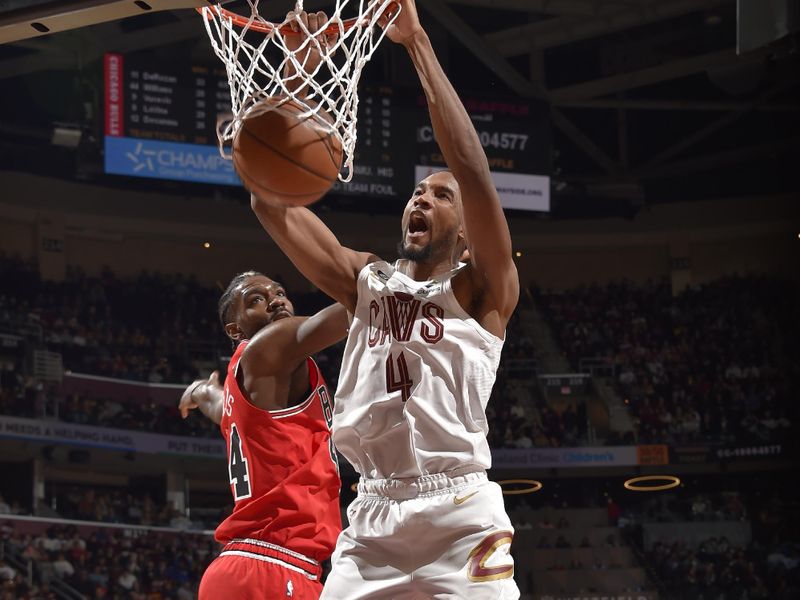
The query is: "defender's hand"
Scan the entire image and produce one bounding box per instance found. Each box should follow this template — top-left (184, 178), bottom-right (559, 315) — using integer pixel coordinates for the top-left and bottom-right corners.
top-left (375, 0), bottom-right (422, 46)
top-left (178, 371), bottom-right (220, 419)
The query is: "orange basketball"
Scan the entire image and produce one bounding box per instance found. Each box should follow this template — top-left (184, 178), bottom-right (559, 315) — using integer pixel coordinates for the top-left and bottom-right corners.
top-left (233, 98), bottom-right (343, 206)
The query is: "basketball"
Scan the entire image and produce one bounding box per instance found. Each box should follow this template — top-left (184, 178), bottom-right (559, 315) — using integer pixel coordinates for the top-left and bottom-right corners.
top-left (233, 98), bottom-right (343, 206)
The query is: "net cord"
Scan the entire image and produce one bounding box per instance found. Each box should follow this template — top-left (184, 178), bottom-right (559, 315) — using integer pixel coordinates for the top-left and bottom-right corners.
top-left (199, 1), bottom-right (400, 182)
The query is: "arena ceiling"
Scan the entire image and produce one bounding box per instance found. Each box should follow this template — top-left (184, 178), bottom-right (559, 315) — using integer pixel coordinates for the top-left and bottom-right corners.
top-left (0, 0), bottom-right (797, 218)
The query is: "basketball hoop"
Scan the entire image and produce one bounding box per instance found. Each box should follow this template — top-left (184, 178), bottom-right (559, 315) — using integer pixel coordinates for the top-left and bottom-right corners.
top-left (198, 0), bottom-right (400, 182)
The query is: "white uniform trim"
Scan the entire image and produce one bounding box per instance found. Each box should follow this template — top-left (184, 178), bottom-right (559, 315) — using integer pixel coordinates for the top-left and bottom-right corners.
top-left (229, 538), bottom-right (320, 565)
top-left (270, 393), bottom-right (316, 419)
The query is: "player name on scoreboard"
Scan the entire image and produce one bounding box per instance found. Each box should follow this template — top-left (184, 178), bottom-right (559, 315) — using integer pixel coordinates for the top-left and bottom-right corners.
top-left (105, 53), bottom-right (230, 145)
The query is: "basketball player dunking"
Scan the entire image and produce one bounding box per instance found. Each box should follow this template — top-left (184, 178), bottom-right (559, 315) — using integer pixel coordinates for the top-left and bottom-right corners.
top-left (251, 1), bottom-right (521, 597)
top-left (178, 272), bottom-right (347, 599)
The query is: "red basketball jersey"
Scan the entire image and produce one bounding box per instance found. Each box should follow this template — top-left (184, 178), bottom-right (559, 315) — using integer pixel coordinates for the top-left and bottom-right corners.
top-left (215, 341), bottom-right (342, 562)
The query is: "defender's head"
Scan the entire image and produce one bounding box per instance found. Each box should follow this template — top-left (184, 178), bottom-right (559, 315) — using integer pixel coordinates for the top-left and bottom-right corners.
top-left (398, 171), bottom-right (466, 265)
top-left (218, 272), bottom-right (295, 342)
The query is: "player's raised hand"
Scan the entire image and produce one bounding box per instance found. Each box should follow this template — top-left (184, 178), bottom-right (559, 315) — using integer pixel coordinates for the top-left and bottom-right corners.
top-left (179, 371), bottom-right (220, 419)
top-left (284, 10), bottom-right (338, 74)
top-left (374, 0), bottom-right (421, 46)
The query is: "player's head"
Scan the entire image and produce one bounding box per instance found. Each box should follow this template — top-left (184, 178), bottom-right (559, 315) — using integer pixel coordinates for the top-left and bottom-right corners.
top-left (398, 170), bottom-right (466, 265)
top-left (218, 271), bottom-right (295, 342)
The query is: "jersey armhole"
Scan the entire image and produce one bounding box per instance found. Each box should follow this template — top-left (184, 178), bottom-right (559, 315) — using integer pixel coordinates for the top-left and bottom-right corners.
top-left (441, 273), bottom-right (506, 345)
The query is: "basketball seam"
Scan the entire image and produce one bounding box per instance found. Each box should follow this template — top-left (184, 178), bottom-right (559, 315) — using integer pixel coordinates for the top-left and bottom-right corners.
top-left (280, 103), bottom-right (341, 169)
top-left (240, 127), bottom-right (338, 183)
top-left (305, 116), bottom-right (342, 170)
top-left (234, 158), bottom-right (329, 197)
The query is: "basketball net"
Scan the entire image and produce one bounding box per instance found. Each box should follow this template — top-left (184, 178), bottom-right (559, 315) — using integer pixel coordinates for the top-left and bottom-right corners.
top-left (199, 0), bottom-right (400, 182)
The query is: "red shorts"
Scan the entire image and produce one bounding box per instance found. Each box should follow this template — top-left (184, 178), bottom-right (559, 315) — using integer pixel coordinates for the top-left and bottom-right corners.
top-left (199, 538), bottom-right (324, 600)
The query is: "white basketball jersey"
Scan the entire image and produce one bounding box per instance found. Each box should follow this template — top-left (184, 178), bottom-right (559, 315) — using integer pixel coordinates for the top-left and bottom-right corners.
top-left (333, 260), bottom-right (504, 479)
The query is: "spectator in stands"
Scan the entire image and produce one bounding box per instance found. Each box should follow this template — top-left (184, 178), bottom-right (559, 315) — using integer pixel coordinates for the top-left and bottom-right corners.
top-left (555, 534), bottom-right (571, 548)
top-left (535, 276), bottom-right (799, 447)
top-left (117, 568), bottom-right (137, 592)
top-left (0, 254), bottom-right (538, 448)
top-left (607, 496), bottom-right (620, 526)
top-left (52, 552), bottom-right (75, 579)
top-left (516, 515), bottom-right (533, 530)
top-left (0, 560), bottom-right (15, 582)
top-left (537, 516), bottom-right (556, 529)
top-left (0, 495), bottom-right (9, 515)
top-left (568, 557), bottom-right (584, 570)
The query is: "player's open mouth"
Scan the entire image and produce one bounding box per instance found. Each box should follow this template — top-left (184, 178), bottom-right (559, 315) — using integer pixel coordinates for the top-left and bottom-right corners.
top-left (407, 212), bottom-right (429, 241)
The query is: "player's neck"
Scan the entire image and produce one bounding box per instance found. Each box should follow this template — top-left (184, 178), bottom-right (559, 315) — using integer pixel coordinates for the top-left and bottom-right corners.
top-left (398, 257), bottom-right (458, 282)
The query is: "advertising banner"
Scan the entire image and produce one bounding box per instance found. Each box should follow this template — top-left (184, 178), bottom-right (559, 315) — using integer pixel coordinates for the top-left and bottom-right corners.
top-left (0, 415), bottom-right (224, 459)
top-left (104, 136), bottom-right (240, 185)
top-left (491, 446), bottom-right (650, 469)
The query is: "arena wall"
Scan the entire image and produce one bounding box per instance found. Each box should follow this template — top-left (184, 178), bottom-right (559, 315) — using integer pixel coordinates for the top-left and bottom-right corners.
top-left (0, 172), bottom-right (796, 290)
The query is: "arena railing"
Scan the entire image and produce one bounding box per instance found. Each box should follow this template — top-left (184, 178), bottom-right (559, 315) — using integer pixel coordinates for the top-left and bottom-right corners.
top-left (578, 356), bottom-right (616, 378)
top-left (1, 536), bottom-right (86, 600)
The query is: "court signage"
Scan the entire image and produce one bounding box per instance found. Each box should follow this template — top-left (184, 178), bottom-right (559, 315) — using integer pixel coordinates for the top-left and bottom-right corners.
top-left (491, 446), bottom-right (660, 469)
top-left (415, 165), bottom-right (550, 212)
top-left (0, 415), bottom-right (225, 459)
top-left (104, 136), bottom-right (240, 185)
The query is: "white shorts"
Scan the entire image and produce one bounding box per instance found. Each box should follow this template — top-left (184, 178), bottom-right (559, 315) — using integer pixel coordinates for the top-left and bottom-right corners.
top-left (321, 467), bottom-right (520, 600)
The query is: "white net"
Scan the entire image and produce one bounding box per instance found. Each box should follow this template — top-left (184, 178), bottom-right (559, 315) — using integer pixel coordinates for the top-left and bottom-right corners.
top-left (200, 0), bottom-right (400, 182)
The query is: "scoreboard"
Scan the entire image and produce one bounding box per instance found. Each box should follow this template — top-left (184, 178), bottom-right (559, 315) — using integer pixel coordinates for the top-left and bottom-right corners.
top-left (105, 53), bottom-right (229, 146)
top-left (104, 53), bottom-right (550, 211)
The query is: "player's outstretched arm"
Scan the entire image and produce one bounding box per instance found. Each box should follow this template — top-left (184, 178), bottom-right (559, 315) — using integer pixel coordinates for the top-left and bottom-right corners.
top-left (251, 197), bottom-right (375, 312)
top-left (381, 0), bottom-right (519, 322)
top-left (179, 371), bottom-right (224, 425)
top-left (240, 304), bottom-right (349, 382)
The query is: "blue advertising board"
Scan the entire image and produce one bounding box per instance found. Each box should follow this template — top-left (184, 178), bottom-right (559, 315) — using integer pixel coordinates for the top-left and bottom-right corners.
top-left (104, 136), bottom-right (241, 186)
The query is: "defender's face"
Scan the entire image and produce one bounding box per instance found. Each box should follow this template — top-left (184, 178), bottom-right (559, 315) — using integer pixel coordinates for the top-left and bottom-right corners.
top-left (229, 275), bottom-right (295, 340)
top-left (400, 171), bottom-right (463, 260)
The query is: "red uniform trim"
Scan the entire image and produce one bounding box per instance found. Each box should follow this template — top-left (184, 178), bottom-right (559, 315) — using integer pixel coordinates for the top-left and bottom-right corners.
top-left (220, 539), bottom-right (322, 580)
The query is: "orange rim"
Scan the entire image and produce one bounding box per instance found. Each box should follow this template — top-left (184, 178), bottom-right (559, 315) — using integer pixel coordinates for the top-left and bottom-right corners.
top-left (197, 4), bottom-right (377, 36)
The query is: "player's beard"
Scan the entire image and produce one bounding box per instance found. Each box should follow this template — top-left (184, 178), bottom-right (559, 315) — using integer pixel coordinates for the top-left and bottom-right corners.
top-left (397, 239), bottom-right (433, 262)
